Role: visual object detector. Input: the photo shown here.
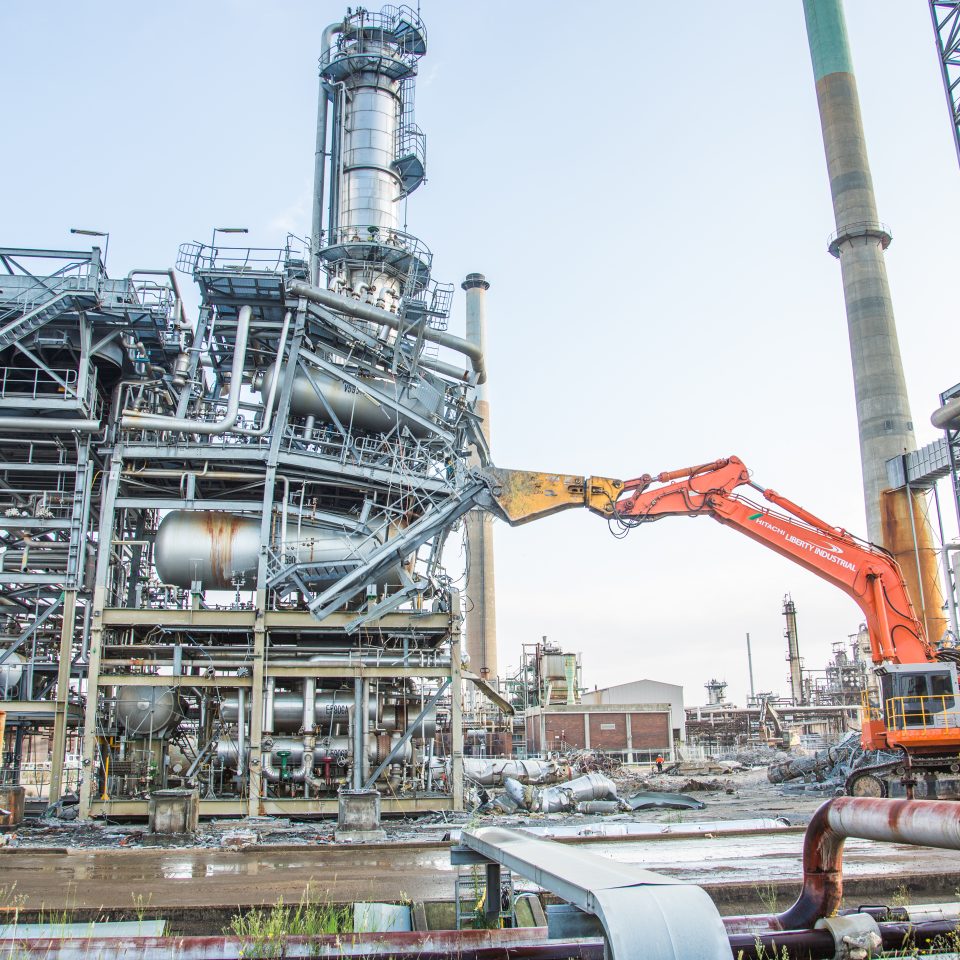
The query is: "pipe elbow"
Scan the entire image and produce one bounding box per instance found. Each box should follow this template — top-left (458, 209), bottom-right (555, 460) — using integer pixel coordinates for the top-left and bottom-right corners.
top-left (932, 395), bottom-right (960, 432)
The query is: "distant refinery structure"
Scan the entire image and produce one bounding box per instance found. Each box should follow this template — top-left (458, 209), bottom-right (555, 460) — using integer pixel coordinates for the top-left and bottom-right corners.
top-left (0, 4), bottom-right (505, 818)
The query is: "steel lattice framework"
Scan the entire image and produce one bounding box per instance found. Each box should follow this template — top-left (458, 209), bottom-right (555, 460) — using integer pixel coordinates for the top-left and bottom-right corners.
top-left (931, 1), bottom-right (960, 168)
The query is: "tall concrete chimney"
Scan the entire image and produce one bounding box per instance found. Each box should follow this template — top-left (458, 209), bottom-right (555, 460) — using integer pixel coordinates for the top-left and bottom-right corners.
top-left (783, 595), bottom-right (805, 706)
top-left (802, 0), bottom-right (912, 542)
top-left (462, 273), bottom-right (497, 680)
top-left (802, 0), bottom-right (946, 641)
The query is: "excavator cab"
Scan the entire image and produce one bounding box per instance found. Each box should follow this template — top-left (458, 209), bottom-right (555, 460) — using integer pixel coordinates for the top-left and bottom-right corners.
top-left (876, 663), bottom-right (960, 750)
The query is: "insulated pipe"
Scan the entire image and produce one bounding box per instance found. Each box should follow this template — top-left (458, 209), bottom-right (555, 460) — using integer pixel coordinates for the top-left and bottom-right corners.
top-left (932, 394), bottom-right (960, 432)
top-left (311, 73), bottom-right (331, 285)
top-left (236, 687), bottom-right (246, 773)
top-left (778, 797), bottom-right (960, 930)
top-left (302, 677), bottom-right (316, 734)
top-left (235, 311), bottom-right (291, 436)
top-left (0, 418), bottom-right (101, 432)
top-left (264, 678), bottom-right (276, 735)
top-left (121, 304), bottom-right (252, 433)
top-left (261, 733), bottom-right (315, 783)
top-left (287, 281), bottom-right (486, 384)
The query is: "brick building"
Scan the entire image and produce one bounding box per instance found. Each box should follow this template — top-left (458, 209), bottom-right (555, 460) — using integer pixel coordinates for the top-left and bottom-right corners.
top-left (524, 701), bottom-right (674, 764)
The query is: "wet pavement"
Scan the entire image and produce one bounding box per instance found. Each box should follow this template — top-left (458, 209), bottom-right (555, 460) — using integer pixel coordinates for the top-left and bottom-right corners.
top-left (2, 831), bottom-right (957, 912)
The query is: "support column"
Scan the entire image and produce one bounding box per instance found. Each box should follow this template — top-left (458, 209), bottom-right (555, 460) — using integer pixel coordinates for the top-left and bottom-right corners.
top-left (462, 273), bottom-right (497, 682)
top-left (49, 589), bottom-right (77, 803)
top-left (450, 589), bottom-right (464, 812)
top-left (79, 458), bottom-right (121, 818)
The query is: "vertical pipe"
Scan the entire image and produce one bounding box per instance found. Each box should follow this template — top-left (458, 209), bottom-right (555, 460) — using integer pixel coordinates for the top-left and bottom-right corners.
top-left (302, 677), bottom-right (316, 733)
top-left (264, 678), bottom-right (275, 735)
top-left (310, 80), bottom-right (329, 285)
top-left (352, 677), bottom-right (363, 789)
top-left (746, 633), bottom-right (756, 703)
top-left (462, 273), bottom-right (497, 682)
top-left (801, 2), bottom-right (914, 540)
top-left (236, 687), bottom-right (246, 774)
top-left (361, 678), bottom-right (371, 784)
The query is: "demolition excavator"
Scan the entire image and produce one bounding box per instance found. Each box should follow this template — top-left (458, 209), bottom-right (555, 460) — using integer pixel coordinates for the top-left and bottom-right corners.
top-left (485, 457), bottom-right (960, 797)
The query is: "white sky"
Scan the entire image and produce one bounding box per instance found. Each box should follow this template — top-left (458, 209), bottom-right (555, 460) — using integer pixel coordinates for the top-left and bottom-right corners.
top-left (3, 1), bottom-right (958, 708)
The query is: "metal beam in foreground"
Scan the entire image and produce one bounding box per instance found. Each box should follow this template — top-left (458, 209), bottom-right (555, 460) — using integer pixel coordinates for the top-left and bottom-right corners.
top-left (457, 826), bottom-right (730, 960)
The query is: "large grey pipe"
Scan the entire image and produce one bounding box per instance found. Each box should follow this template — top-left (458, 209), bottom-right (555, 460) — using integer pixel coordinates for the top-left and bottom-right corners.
top-left (462, 273), bottom-right (497, 682)
top-left (121, 305), bottom-right (252, 433)
top-left (932, 395), bottom-right (960, 432)
top-left (287, 280), bottom-right (486, 385)
top-left (310, 55), bottom-right (332, 284)
top-left (0, 418), bottom-right (101, 432)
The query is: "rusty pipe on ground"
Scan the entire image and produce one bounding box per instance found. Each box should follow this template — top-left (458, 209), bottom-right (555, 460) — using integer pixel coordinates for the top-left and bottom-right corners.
top-left (779, 796), bottom-right (960, 930)
top-left (731, 919), bottom-right (960, 959)
top-left (286, 280), bottom-right (486, 384)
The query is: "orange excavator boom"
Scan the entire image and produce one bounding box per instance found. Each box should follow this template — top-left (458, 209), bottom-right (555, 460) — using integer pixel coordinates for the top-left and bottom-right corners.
top-left (614, 456), bottom-right (931, 667)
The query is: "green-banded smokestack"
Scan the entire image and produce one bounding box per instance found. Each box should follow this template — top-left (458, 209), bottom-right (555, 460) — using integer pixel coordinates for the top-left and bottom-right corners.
top-left (803, 0), bottom-right (946, 643)
top-left (803, 0), bottom-right (913, 541)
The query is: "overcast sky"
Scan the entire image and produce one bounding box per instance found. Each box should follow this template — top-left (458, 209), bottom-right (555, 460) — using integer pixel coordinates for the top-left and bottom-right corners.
top-left (3, 1), bottom-right (958, 708)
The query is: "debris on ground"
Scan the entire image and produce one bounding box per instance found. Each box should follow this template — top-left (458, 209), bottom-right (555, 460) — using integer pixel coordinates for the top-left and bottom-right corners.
top-left (766, 731), bottom-right (898, 792)
top-left (503, 772), bottom-right (626, 814)
top-left (220, 829), bottom-right (259, 849)
top-left (626, 791), bottom-right (706, 811)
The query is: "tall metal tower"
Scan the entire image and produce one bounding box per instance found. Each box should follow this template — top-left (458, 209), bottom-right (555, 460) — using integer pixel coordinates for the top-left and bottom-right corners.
top-left (801, 0), bottom-right (946, 641)
top-left (930, 1), bottom-right (960, 169)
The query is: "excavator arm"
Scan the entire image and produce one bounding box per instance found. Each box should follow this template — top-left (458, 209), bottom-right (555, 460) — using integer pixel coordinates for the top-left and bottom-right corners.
top-left (481, 468), bottom-right (622, 526)
top-left (612, 456), bottom-right (931, 667)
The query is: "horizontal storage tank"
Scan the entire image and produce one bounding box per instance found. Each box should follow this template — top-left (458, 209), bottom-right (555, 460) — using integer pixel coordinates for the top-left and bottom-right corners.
top-left (154, 510), bottom-right (399, 590)
top-left (221, 688), bottom-right (436, 738)
top-left (0, 649), bottom-right (23, 695)
top-left (216, 734), bottom-right (413, 767)
top-left (254, 363), bottom-right (439, 439)
top-left (116, 685), bottom-right (184, 738)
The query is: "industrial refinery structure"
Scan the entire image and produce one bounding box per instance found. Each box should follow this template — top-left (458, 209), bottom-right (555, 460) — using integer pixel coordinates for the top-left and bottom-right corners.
top-left (1, 0), bottom-right (960, 837)
top-left (0, 5), bottom-right (502, 819)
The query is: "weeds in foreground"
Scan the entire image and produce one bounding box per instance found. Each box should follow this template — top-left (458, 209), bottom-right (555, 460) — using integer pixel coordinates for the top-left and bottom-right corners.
top-left (736, 945), bottom-right (790, 960)
top-left (754, 882), bottom-right (779, 914)
top-left (226, 884), bottom-right (351, 957)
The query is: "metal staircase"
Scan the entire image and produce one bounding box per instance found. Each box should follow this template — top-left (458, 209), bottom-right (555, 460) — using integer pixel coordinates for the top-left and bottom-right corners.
top-left (0, 290), bottom-right (98, 351)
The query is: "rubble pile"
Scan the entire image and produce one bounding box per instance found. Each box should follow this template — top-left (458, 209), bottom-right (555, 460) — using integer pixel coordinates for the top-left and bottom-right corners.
top-left (503, 772), bottom-right (625, 814)
top-left (766, 732), bottom-right (898, 792)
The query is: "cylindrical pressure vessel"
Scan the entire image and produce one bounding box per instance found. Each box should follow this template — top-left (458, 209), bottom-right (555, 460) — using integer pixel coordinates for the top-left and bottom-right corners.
top-left (220, 688), bottom-right (436, 739)
top-left (254, 364), bottom-right (437, 438)
top-left (0, 650), bottom-right (24, 695)
top-left (153, 510), bottom-right (400, 590)
top-left (216, 733), bottom-right (412, 767)
top-left (116, 685), bottom-right (184, 738)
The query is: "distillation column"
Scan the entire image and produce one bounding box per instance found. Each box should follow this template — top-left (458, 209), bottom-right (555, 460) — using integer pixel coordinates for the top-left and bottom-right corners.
top-left (463, 273), bottom-right (497, 681)
top-left (802, 0), bottom-right (946, 641)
